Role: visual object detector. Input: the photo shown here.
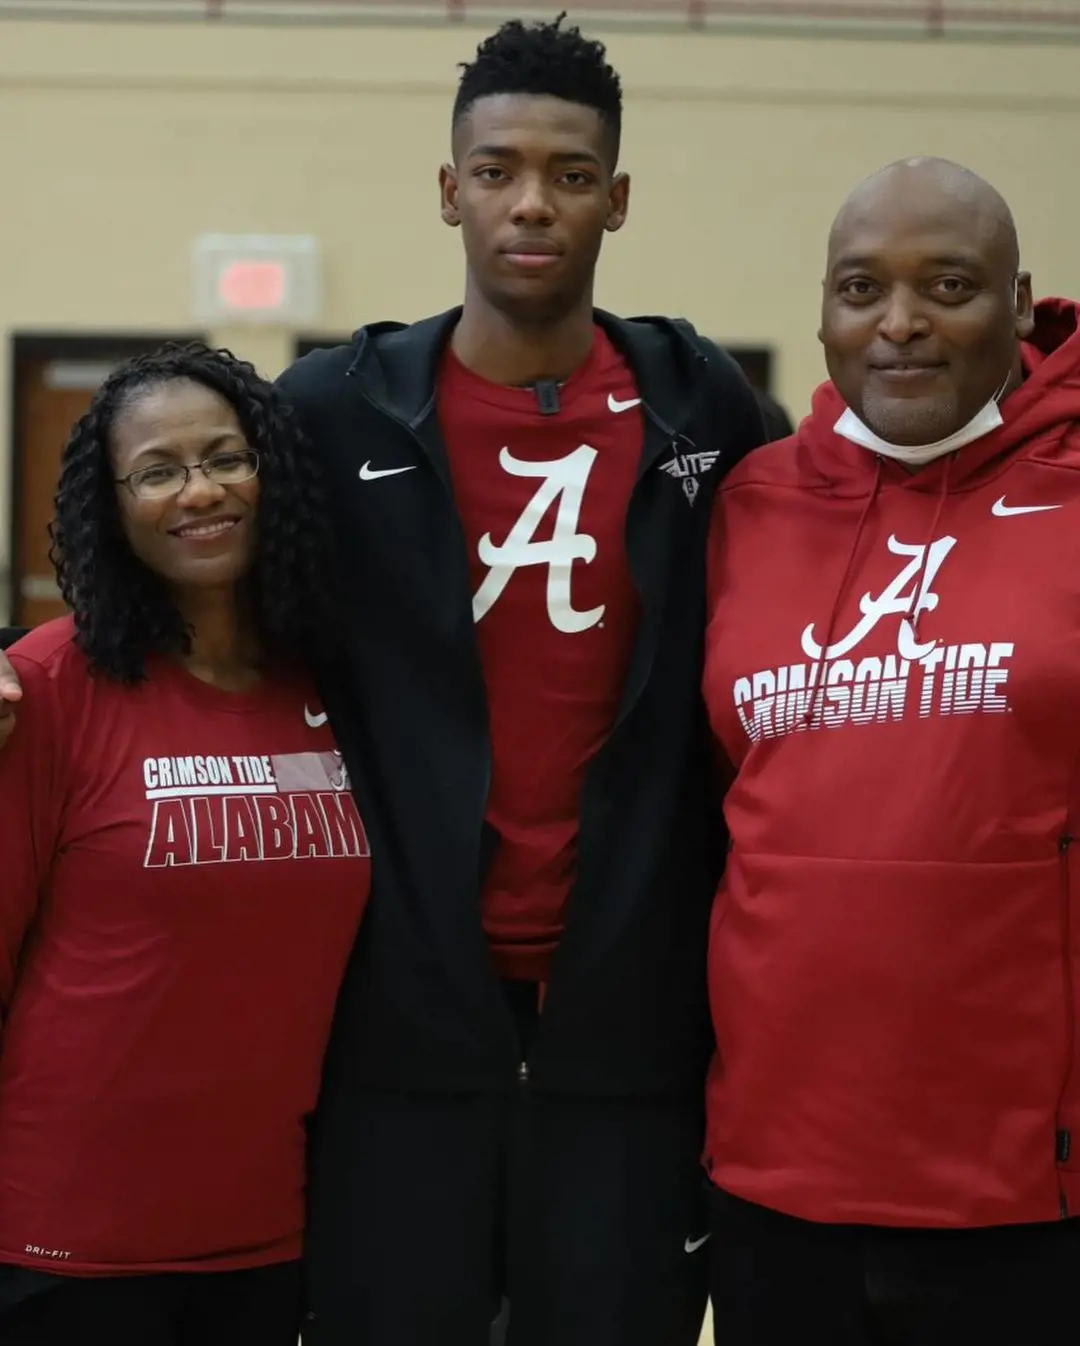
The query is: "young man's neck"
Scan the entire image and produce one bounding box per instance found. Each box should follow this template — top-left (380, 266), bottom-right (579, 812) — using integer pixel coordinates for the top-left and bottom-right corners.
top-left (174, 585), bottom-right (262, 692)
top-left (451, 284), bottom-right (596, 387)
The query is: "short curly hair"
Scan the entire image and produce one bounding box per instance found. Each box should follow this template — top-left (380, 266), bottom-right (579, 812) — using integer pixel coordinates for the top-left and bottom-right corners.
top-left (453, 13), bottom-right (622, 166)
top-left (50, 340), bottom-right (336, 684)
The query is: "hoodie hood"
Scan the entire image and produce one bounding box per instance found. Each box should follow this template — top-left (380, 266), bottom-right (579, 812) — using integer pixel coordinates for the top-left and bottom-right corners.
top-left (803, 297), bottom-right (1080, 494)
top-left (776, 298), bottom-right (1080, 709)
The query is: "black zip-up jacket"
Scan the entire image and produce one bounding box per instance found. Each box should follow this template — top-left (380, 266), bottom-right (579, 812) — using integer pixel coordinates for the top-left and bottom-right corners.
top-left (0, 308), bottom-right (762, 1099)
top-left (276, 308), bottom-right (764, 1101)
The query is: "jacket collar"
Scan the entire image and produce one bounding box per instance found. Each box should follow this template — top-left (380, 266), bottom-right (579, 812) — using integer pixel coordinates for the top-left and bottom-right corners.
top-left (346, 306), bottom-right (708, 442)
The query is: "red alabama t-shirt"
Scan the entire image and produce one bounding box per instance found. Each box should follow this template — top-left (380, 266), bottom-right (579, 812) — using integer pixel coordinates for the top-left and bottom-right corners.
top-left (0, 618), bottom-right (370, 1273)
top-left (439, 328), bottom-right (643, 981)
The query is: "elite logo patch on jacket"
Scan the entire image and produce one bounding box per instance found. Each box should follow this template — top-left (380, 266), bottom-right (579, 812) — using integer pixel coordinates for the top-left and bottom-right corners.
top-left (659, 446), bottom-right (721, 505)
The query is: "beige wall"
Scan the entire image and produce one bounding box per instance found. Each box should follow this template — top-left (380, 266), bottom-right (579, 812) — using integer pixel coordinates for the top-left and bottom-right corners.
top-left (1, 17), bottom-right (1078, 615)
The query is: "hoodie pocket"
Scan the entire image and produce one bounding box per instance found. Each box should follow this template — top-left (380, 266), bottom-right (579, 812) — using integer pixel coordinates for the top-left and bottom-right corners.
top-left (708, 849), bottom-right (1068, 1224)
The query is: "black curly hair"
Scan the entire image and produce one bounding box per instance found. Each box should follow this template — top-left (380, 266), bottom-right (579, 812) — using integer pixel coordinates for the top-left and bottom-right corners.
top-left (50, 340), bottom-right (336, 684)
top-left (453, 13), bottom-right (622, 167)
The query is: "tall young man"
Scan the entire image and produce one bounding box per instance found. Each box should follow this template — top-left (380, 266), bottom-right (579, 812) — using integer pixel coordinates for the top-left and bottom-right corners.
top-left (0, 19), bottom-right (763, 1344)
top-left (704, 157), bottom-right (1080, 1345)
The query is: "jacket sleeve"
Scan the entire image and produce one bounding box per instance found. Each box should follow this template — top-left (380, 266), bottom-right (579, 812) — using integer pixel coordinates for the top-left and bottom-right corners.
top-left (274, 348), bottom-right (341, 451)
top-left (695, 337), bottom-right (768, 476)
top-left (274, 358), bottom-right (312, 428)
top-left (0, 628), bottom-right (29, 650)
top-left (0, 652), bottom-right (64, 1023)
top-left (754, 388), bottom-right (796, 442)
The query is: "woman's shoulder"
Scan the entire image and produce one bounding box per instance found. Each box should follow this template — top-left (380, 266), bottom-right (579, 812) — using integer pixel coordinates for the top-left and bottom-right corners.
top-left (6, 615), bottom-right (85, 679)
top-left (3, 618), bottom-right (114, 744)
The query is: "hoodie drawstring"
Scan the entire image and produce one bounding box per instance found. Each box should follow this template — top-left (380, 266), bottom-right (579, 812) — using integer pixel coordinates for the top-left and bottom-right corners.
top-left (908, 455), bottom-right (953, 639)
top-left (803, 456), bottom-right (883, 726)
top-left (804, 454), bottom-right (958, 728)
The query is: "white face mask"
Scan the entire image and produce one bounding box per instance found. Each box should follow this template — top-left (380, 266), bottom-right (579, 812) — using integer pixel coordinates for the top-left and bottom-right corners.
top-left (834, 385), bottom-right (1006, 467)
top-left (834, 278), bottom-right (1020, 466)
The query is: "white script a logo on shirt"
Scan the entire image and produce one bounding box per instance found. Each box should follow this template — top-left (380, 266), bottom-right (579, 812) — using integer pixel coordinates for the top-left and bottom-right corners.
top-left (473, 445), bottom-right (602, 634)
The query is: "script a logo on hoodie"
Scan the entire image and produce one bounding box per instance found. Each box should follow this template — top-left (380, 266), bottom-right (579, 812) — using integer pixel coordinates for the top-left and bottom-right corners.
top-left (732, 534), bottom-right (1014, 743)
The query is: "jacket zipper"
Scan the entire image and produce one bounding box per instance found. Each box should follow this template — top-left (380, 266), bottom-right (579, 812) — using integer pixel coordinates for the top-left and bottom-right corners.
top-left (610, 414), bottom-right (701, 738)
top-left (347, 381), bottom-right (491, 808)
top-left (1057, 831), bottom-right (1075, 1217)
top-left (347, 379), bottom-right (525, 1071)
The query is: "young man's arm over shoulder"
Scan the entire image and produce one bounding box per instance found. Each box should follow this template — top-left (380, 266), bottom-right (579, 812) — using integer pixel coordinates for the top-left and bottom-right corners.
top-left (0, 650), bottom-right (65, 1015)
top-left (274, 345), bottom-right (353, 451)
top-left (695, 337), bottom-right (768, 474)
top-left (0, 632), bottom-right (28, 751)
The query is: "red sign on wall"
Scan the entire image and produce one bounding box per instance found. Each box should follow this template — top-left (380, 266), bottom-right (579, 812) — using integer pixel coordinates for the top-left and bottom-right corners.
top-left (192, 234), bottom-right (321, 326)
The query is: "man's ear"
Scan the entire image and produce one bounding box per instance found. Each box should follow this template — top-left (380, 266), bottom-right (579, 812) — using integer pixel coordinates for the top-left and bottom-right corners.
top-left (605, 172), bottom-right (630, 234)
top-left (1015, 271), bottom-right (1035, 340)
top-left (440, 163), bottom-right (461, 228)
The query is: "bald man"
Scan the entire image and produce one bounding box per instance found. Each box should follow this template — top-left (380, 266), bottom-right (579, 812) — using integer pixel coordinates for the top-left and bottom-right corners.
top-left (701, 157), bottom-right (1080, 1344)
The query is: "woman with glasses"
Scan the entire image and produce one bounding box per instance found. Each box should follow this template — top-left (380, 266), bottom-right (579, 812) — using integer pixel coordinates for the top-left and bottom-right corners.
top-left (0, 342), bottom-right (370, 1346)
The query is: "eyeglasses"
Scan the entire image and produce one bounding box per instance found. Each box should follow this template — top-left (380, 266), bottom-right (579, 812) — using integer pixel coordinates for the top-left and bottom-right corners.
top-left (116, 449), bottom-right (260, 501)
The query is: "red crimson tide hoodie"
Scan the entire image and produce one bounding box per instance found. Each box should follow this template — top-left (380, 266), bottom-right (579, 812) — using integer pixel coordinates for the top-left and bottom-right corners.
top-left (704, 298), bottom-right (1080, 1228)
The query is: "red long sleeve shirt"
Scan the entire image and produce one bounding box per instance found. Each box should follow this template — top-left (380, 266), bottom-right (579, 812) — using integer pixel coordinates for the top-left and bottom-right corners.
top-left (0, 618), bottom-right (370, 1273)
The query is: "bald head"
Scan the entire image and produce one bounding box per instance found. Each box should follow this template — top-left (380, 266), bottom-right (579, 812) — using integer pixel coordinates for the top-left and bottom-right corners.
top-left (820, 157), bottom-right (1034, 448)
top-left (828, 157), bottom-right (1019, 276)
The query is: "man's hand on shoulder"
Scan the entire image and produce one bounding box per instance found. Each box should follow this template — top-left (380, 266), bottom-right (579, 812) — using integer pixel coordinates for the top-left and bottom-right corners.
top-left (0, 649), bottom-right (22, 752)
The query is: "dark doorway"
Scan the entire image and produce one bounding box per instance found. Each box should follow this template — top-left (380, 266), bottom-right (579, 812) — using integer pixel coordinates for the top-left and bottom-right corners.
top-left (9, 332), bottom-right (202, 627)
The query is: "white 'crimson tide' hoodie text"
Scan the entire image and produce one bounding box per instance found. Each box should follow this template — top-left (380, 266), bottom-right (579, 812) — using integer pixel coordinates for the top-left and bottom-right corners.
top-left (704, 298), bottom-right (1080, 1227)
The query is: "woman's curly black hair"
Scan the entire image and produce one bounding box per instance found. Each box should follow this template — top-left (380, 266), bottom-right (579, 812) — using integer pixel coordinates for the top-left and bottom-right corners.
top-left (50, 340), bottom-right (337, 683)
